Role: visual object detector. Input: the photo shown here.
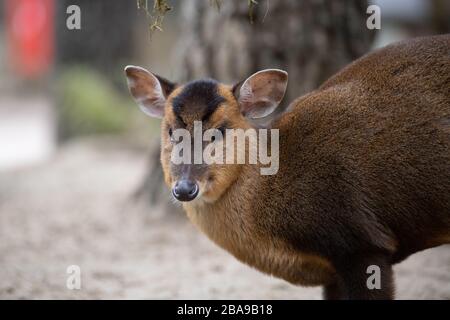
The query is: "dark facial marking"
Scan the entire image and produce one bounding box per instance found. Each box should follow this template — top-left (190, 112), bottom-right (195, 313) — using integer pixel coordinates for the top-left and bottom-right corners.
top-left (217, 121), bottom-right (230, 133)
top-left (155, 75), bottom-right (176, 98)
top-left (172, 79), bottom-right (226, 123)
top-left (232, 79), bottom-right (244, 100)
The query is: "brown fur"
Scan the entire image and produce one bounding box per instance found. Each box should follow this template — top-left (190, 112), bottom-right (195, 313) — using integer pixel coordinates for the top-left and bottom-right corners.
top-left (158, 35), bottom-right (450, 299)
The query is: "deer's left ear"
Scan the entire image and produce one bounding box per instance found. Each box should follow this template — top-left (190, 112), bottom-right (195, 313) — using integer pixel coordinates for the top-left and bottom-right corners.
top-left (233, 69), bottom-right (288, 119)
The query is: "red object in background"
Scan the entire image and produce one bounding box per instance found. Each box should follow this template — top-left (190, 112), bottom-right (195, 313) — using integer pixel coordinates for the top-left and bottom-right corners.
top-left (5, 0), bottom-right (54, 78)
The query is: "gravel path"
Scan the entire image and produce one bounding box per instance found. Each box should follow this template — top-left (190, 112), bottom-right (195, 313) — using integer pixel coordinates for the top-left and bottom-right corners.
top-left (0, 139), bottom-right (449, 299)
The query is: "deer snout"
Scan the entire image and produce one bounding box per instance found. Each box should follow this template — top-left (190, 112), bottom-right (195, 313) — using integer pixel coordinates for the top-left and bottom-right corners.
top-left (172, 180), bottom-right (199, 202)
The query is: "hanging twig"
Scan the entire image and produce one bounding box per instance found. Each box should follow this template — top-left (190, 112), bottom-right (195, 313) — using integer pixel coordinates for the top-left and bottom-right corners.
top-left (137, 0), bottom-right (259, 35)
top-left (248, 0), bottom-right (258, 24)
top-left (137, 0), bottom-right (172, 33)
top-left (209, 0), bottom-right (222, 12)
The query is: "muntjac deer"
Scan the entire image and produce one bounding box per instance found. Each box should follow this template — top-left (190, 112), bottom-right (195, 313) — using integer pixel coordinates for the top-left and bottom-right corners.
top-left (125, 35), bottom-right (450, 299)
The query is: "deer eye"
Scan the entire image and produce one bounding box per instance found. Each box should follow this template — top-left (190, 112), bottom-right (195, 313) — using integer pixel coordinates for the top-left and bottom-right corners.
top-left (169, 127), bottom-right (177, 144)
top-left (210, 126), bottom-right (226, 142)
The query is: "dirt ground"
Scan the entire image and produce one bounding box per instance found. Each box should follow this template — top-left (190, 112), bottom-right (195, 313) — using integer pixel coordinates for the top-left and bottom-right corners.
top-left (0, 138), bottom-right (449, 299)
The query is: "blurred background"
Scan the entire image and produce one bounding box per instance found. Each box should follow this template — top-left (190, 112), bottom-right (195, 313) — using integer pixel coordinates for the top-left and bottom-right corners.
top-left (0, 0), bottom-right (449, 299)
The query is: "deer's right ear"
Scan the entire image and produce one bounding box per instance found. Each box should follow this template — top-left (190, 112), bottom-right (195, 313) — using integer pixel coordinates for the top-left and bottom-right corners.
top-left (124, 65), bottom-right (176, 118)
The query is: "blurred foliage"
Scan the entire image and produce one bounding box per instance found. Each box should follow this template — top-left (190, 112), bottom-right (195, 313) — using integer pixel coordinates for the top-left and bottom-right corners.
top-left (57, 66), bottom-right (134, 140)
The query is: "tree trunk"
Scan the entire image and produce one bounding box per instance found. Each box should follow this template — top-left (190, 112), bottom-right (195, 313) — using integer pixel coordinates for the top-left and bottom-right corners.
top-left (137, 0), bottom-right (375, 211)
top-left (177, 0), bottom-right (374, 101)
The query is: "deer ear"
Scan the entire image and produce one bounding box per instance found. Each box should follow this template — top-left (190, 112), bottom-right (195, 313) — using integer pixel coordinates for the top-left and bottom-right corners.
top-left (124, 65), bottom-right (176, 118)
top-left (233, 69), bottom-right (288, 119)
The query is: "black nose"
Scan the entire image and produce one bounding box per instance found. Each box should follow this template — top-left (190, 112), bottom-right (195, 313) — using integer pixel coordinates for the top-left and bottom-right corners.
top-left (172, 180), bottom-right (199, 202)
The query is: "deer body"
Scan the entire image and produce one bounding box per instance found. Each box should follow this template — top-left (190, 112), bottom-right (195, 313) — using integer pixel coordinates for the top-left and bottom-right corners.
top-left (126, 35), bottom-right (450, 299)
top-left (185, 167), bottom-right (337, 286)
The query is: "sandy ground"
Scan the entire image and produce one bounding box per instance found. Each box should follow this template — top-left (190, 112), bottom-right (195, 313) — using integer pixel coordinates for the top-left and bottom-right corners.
top-left (0, 138), bottom-right (449, 299)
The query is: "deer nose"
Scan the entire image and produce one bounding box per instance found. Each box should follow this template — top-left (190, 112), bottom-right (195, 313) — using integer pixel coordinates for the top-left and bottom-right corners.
top-left (172, 180), bottom-right (199, 202)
